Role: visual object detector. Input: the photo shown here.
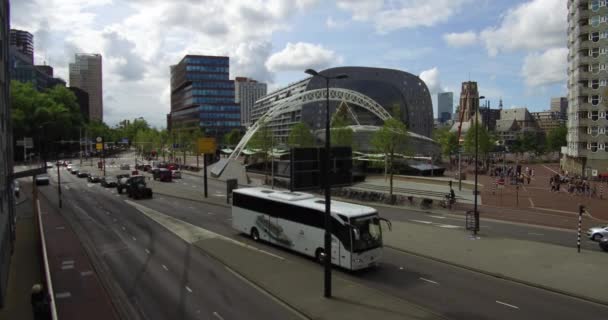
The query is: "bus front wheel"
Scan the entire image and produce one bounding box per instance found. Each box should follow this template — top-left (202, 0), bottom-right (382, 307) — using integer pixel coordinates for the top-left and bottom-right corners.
top-left (250, 228), bottom-right (260, 241)
top-left (315, 248), bottom-right (326, 264)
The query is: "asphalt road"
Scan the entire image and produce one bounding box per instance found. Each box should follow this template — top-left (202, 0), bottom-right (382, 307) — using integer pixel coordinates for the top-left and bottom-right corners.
top-left (39, 164), bottom-right (301, 320)
top-left (56, 155), bottom-right (608, 319)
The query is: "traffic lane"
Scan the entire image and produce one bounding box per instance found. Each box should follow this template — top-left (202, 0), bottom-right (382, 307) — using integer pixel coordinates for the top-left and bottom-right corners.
top-left (50, 174), bottom-right (301, 320)
top-left (350, 248), bottom-right (608, 320)
top-left (369, 204), bottom-right (600, 251)
top-left (136, 194), bottom-right (608, 320)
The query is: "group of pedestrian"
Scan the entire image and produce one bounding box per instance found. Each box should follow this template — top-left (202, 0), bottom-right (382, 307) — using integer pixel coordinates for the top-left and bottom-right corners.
top-left (550, 173), bottom-right (599, 198)
top-left (490, 164), bottom-right (534, 185)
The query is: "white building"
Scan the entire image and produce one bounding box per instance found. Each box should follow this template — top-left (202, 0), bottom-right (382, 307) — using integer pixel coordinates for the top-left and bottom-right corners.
top-left (235, 77), bottom-right (267, 128)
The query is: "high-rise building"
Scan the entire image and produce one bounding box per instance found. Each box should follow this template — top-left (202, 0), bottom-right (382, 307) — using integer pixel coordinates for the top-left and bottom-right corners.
top-left (235, 77), bottom-right (267, 128)
top-left (1, 0), bottom-right (16, 307)
top-left (437, 92), bottom-right (453, 123)
top-left (564, 1), bottom-right (608, 177)
top-left (550, 97), bottom-right (568, 117)
top-left (68, 87), bottom-right (90, 122)
top-left (9, 29), bottom-right (33, 64)
top-left (69, 54), bottom-right (103, 121)
top-left (168, 55), bottom-right (240, 137)
top-left (457, 81), bottom-right (480, 122)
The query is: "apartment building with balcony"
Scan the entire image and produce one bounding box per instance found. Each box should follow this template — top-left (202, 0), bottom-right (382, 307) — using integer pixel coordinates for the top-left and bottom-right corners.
top-left (564, 0), bottom-right (608, 177)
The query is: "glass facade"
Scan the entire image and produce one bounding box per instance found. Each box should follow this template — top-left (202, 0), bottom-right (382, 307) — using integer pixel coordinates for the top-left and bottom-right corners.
top-left (169, 55), bottom-right (240, 137)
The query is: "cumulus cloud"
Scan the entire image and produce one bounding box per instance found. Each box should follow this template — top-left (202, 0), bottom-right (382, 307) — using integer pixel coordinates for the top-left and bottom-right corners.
top-left (419, 67), bottom-right (443, 95)
top-left (103, 31), bottom-right (146, 81)
top-left (480, 0), bottom-right (566, 56)
top-left (265, 42), bottom-right (342, 72)
top-left (521, 47), bottom-right (568, 87)
top-left (336, 0), bottom-right (471, 33)
top-left (326, 16), bottom-right (348, 29)
top-left (443, 31), bottom-right (477, 48)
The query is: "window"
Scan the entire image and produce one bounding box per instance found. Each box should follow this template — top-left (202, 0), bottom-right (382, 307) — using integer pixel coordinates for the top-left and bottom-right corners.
top-left (591, 110), bottom-right (600, 120)
top-left (592, 79), bottom-right (600, 88)
top-left (589, 142), bottom-right (599, 152)
top-left (589, 126), bottom-right (600, 136)
top-left (601, 80), bottom-right (608, 87)
top-left (591, 15), bottom-right (601, 27)
top-left (600, 143), bottom-right (606, 150)
top-left (592, 48), bottom-right (600, 57)
top-left (590, 95), bottom-right (601, 105)
top-left (591, 32), bottom-right (600, 42)
top-left (600, 127), bottom-right (606, 134)
top-left (590, 64), bottom-right (600, 73)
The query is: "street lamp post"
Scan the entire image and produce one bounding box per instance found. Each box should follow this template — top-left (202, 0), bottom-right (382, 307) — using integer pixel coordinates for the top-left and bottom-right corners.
top-left (473, 96), bottom-right (485, 236)
top-left (305, 68), bottom-right (348, 298)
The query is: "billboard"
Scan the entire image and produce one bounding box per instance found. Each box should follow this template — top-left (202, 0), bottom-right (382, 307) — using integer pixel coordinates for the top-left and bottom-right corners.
top-left (290, 147), bottom-right (352, 191)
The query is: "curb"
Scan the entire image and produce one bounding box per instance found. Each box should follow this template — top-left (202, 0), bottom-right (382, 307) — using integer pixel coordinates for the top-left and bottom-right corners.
top-left (386, 245), bottom-right (608, 308)
top-left (152, 189), bottom-right (230, 209)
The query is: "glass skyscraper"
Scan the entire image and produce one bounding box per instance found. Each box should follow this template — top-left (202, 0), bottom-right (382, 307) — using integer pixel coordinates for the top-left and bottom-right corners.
top-left (169, 55), bottom-right (240, 137)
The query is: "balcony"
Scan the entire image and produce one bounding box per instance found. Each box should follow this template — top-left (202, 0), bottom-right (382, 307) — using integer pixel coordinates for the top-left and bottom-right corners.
top-left (578, 86), bottom-right (601, 96)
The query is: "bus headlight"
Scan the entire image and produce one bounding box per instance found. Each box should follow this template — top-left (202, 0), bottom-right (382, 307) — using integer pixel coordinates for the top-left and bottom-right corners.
top-left (354, 258), bottom-right (363, 264)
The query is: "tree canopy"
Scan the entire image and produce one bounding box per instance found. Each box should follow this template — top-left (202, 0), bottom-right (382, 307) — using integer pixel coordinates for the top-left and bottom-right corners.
top-left (463, 122), bottom-right (495, 155)
top-left (545, 125), bottom-right (567, 152)
top-left (288, 122), bottom-right (315, 148)
top-left (372, 118), bottom-right (408, 201)
top-left (433, 127), bottom-right (459, 157)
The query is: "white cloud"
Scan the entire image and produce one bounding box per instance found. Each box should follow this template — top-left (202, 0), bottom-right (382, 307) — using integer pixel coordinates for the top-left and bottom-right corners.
top-left (265, 42), bottom-right (342, 72)
top-left (12, 0), bottom-right (322, 127)
top-left (521, 47), bottom-right (568, 87)
top-left (336, 0), bottom-right (471, 33)
top-left (419, 67), bottom-right (443, 95)
top-left (443, 31), bottom-right (477, 48)
top-left (480, 0), bottom-right (566, 56)
top-left (326, 16), bottom-right (348, 29)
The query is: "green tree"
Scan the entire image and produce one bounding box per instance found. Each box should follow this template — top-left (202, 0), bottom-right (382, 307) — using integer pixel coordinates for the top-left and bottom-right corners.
top-left (248, 122), bottom-right (273, 180)
top-left (463, 122), bottom-right (495, 155)
top-left (372, 118), bottom-right (408, 202)
top-left (433, 127), bottom-right (459, 157)
top-left (288, 122), bottom-right (315, 147)
top-left (223, 128), bottom-right (243, 146)
top-left (546, 125), bottom-right (567, 152)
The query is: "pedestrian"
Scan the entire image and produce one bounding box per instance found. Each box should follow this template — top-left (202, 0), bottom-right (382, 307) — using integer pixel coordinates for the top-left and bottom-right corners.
top-left (31, 284), bottom-right (51, 320)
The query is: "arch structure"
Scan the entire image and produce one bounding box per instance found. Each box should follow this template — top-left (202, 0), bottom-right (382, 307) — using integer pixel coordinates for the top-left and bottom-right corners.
top-left (228, 88), bottom-right (391, 161)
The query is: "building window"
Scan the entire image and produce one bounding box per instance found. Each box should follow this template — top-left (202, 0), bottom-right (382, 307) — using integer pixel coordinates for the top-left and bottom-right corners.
top-left (591, 32), bottom-right (600, 42)
top-left (600, 127), bottom-right (606, 134)
top-left (590, 95), bottom-right (601, 105)
top-left (601, 79), bottom-right (608, 87)
top-left (592, 48), bottom-right (601, 57)
top-left (589, 142), bottom-right (599, 152)
top-left (589, 126), bottom-right (600, 136)
top-left (591, 15), bottom-right (601, 27)
top-left (590, 110), bottom-right (600, 120)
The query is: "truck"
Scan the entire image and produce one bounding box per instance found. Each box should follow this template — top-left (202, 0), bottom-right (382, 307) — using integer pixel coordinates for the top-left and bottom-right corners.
top-left (117, 175), bottom-right (153, 199)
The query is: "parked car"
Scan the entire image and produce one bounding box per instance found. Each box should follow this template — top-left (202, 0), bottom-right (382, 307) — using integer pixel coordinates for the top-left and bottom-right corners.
top-left (100, 176), bottom-right (118, 188)
top-left (71, 167), bottom-right (80, 175)
top-left (77, 171), bottom-right (90, 178)
top-left (116, 173), bottom-right (130, 180)
top-left (35, 174), bottom-right (50, 185)
top-left (117, 175), bottom-right (152, 199)
top-left (87, 175), bottom-right (101, 183)
top-left (120, 164), bottom-right (130, 170)
top-left (143, 164), bottom-right (152, 172)
top-left (153, 168), bottom-right (172, 182)
top-left (46, 162), bottom-right (54, 168)
top-left (587, 225), bottom-right (608, 241)
top-left (66, 164), bottom-right (73, 172)
top-left (171, 170), bottom-right (181, 179)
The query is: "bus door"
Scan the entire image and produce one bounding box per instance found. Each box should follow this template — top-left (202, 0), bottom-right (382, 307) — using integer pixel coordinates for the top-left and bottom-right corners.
top-left (331, 236), bottom-right (340, 265)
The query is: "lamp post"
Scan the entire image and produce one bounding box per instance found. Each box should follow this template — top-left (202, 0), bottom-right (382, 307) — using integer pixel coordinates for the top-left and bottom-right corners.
top-left (473, 96), bottom-right (485, 236)
top-left (305, 68), bottom-right (348, 298)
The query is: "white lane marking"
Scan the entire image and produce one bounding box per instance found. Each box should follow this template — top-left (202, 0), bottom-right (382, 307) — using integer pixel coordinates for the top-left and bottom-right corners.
top-left (213, 312), bottom-right (225, 320)
top-left (55, 226), bottom-right (65, 230)
top-left (185, 286), bottom-right (193, 293)
top-left (528, 198), bottom-right (535, 207)
top-left (428, 215), bottom-right (445, 219)
top-left (542, 165), bottom-right (559, 174)
top-left (437, 224), bottom-right (461, 229)
top-left (207, 212), bottom-right (215, 215)
top-left (214, 193), bottom-right (226, 197)
top-left (64, 185), bottom-right (70, 190)
top-left (55, 292), bottom-right (72, 299)
top-left (419, 277), bottom-right (439, 285)
top-left (80, 271), bottom-right (94, 277)
top-left (410, 220), bottom-right (433, 224)
top-left (496, 300), bottom-right (519, 309)
top-left (132, 236), bottom-right (137, 241)
top-left (145, 249), bottom-right (151, 254)
top-left (61, 264), bottom-right (74, 270)
top-left (162, 264), bottom-right (168, 271)
top-left (399, 267), bottom-right (404, 270)
top-left (528, 232), bottom-right (544, 236)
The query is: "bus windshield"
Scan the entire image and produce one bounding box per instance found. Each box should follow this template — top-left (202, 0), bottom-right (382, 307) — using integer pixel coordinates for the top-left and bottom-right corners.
top-left (351, 216), bottom-right (382, 252)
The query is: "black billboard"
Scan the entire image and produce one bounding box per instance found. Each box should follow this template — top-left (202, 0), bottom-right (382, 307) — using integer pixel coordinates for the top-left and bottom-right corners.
top-left (290, 147), bottom-right (352, 191)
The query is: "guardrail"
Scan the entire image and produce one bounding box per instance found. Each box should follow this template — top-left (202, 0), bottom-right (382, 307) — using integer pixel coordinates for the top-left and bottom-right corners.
top-left (36, 199), bottom-right (58, 320)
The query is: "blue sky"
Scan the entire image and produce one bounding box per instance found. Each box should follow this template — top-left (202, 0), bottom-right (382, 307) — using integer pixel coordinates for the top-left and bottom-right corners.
top-left (11, 0), bottom-right (567, 127)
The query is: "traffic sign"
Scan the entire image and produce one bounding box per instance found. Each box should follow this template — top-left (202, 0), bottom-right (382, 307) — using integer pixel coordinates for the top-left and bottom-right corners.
top-left (96, 143), bottom-right (103, 150)
top-left (197, 137), bottom-right (217, 154)
top-left (96, 136), bottom-right (102, 142)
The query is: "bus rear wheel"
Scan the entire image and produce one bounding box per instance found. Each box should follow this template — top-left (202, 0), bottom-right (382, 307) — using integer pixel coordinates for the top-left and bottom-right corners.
top-left (250, 228), bottom-right (260, 241)
top-left (315, 248), bottom-right (325, 264)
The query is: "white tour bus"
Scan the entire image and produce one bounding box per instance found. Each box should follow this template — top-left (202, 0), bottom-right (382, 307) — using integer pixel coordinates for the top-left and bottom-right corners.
top-left (231, 187), bottom-right (391, 270)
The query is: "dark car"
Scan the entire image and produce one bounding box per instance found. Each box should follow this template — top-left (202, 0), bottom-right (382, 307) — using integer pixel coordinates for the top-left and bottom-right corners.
top-left (77, 171), bottom-right (90, 178)
top-left (153, 168), bottom-right (172, 182)
top-left (600, 238), bottom-right (608, 252)
top-left (143, 164), bottom-right (152, 172)
top-left (116, 173), bottom-right (130, 180)
top-left (87, 175), bottom-right (101, 183)
top-left (71, 167), bottom-right (79, 175)
top-left (35, 174), bottom-right (50, 186)
top-left (101, 176), bottom-right (118, 188)
top-left (117, 175), bottom-right (152, 199)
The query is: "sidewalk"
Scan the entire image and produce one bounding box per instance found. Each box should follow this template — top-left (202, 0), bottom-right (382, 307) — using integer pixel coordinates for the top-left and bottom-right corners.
top-left (38, 186), bottom-right (118, 320)
top-left (0, 186), bottom-right (41, 320)
top-left (384, 220), bottom-right (608, 305)
top-left (128, 200), bottom-right (446, 320)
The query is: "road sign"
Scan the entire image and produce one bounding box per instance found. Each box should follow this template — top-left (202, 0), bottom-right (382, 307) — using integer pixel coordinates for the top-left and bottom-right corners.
top-left (121, 138), bottom-right (129, 144)
top-left (96, 143), bottom-right (103, 150)
top-left (197, 137), bottom-right (217, 154)
top-left (96, 136), bottom-right (102, 142)
top-left (16, 137), bottom-right (33, 147)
